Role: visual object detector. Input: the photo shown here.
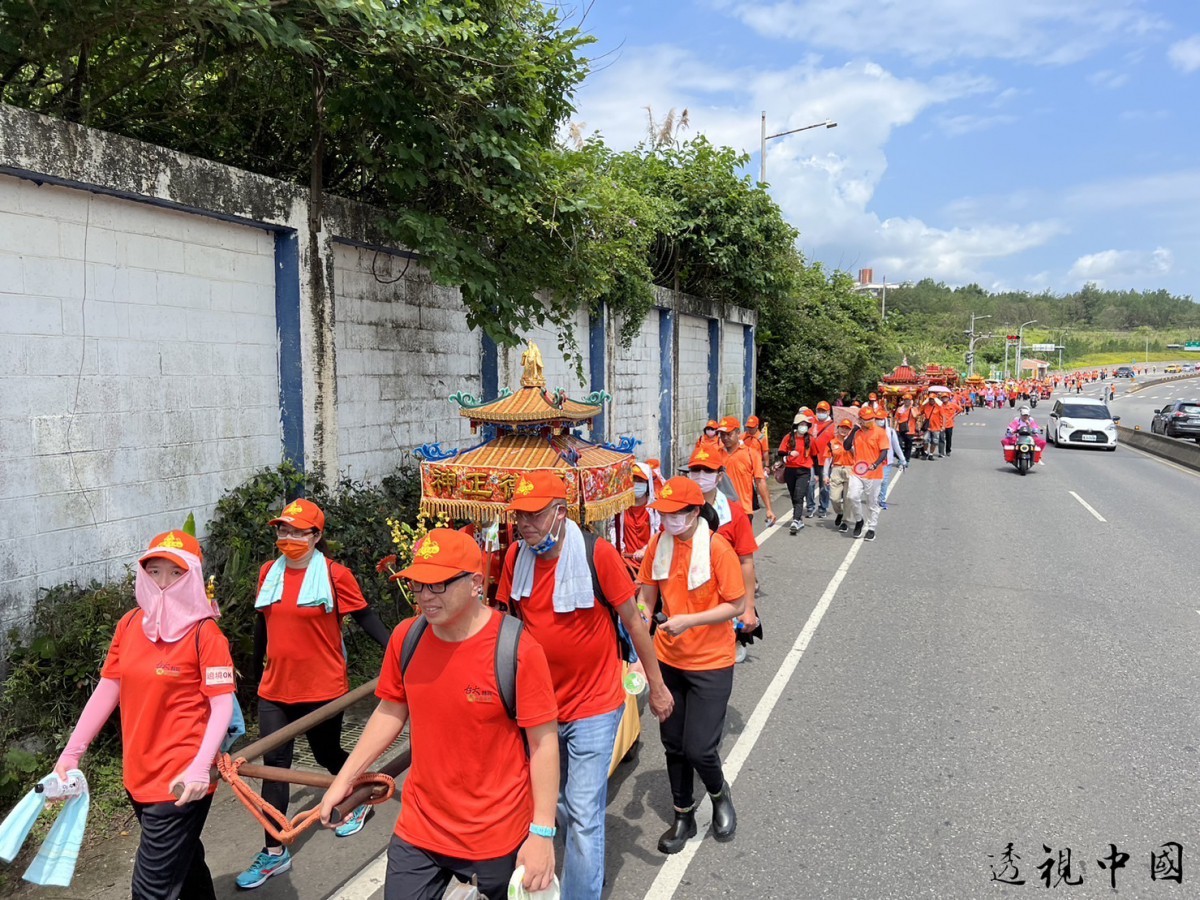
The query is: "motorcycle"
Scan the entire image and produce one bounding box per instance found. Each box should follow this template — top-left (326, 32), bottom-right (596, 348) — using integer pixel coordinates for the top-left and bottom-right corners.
top-left (1029, 394), bottom-right (1038, 408)
top-left (1008, 425), bottom-right (1036, 476)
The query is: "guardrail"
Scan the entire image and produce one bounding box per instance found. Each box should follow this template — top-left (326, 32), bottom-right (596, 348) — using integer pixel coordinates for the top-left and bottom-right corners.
top-left (1117, 424), bottom-right (1200, 472)
top-left (1126, 371), bottom-right (1200, 394)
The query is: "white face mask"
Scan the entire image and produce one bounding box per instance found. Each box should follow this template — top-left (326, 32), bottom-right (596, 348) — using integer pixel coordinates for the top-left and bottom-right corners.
top-left (661, 511), bottom-right (696, 536)
top-left (633, 482), bottom-right (648, 498)
top-left (796, 425), bottom-right (810, 435)
top-left (816, 412), bottom-right (830, 422)
top-left (689, 470), bottom-right (720, 493)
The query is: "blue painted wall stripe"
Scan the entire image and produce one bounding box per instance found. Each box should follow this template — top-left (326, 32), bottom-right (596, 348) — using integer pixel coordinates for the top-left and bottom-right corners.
top-left (274, 231), bottom-right (304, 470)
top-left (708, 318), bottom-right (721, 420)
top-left (481, 333), bottom-right (499, 401)
top-left (659, 308), bottom-right (674, 476)
top-left (743, 324), bottom-right (756, 420)
top-left (589, 306), bottom-right (606, 442)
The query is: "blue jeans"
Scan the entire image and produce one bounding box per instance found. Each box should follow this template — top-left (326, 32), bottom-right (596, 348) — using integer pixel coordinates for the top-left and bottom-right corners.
top-left (806, 472), bottom-right (831, 513)
top-left (558, 705), bottom-right (624, 900)
top-left (880, 462), bottom-right (900, 502)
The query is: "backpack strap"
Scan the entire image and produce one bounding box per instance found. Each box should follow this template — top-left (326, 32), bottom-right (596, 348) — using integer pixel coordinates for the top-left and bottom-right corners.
top-left (493, 614), bottom-right (523, 722)
top-left (580, 529), bottom-right (633, 662)
top-left (399, 616), bottom-right (429, 676)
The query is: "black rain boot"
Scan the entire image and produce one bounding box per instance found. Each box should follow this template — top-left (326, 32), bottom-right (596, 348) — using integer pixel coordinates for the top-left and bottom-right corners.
top-left (658, 807), bottom-right (697, 854)
top-left (710, 782), bottom-right (737, 841)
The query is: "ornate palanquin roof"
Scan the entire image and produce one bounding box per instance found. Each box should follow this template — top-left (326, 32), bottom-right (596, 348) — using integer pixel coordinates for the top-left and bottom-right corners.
top-left (456, 386), bottom-right (605, 427)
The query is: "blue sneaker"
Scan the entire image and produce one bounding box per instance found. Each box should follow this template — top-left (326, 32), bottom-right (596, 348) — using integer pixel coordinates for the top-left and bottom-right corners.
top-left (334, 804), bottom-right (374, 838)
top-left (879, 501), bottom-right (888, 509)
top-left (237, 848), bottom-right (291, 890)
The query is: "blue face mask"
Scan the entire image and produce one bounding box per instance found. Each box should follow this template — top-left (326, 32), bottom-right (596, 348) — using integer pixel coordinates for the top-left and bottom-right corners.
top-left (633, 482), bottom-right (649, 498)
top-left (529, 516), bottom-right (564, 555)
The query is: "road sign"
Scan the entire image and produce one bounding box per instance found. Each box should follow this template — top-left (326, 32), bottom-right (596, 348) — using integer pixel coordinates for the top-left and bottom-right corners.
top-left (1029, 343), bottom-right (1056, 352)
top-left (1185, 341), bottom-right (1200, 352)
top-left (1007, 335), bottom-right (1019, 344)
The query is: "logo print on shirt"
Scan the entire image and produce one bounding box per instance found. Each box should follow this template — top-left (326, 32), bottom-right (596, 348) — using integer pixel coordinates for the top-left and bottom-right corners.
top-left (155, 663), bottom-right (182, 678)
top-left (464, 684), bottom-right (496, 704)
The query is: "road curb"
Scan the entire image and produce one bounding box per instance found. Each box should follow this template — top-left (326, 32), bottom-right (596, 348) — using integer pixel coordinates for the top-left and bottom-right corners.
top-left (1117, 424), bottom-right (1200, 471)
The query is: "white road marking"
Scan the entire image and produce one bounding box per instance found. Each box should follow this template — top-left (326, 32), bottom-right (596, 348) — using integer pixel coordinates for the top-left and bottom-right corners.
top-left (1069, 490), bottom-right (1107, 522)
top-left (642, 491), bottom-right (874, 899)
top-left (328, 849), bottom-right (389, 900)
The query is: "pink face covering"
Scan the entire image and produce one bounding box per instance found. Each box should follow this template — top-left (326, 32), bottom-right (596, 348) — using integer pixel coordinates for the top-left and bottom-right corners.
top-left (135, 549), bottom-right (219, 643)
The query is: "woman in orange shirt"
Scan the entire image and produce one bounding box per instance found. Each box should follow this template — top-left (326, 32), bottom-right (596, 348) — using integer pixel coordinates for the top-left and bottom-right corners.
top-left (638, 477), bottom-right (747, 855)
top-left (54, 531), bottom-right (235, 900)
top-left (236, 499), bottom-right (391, 889)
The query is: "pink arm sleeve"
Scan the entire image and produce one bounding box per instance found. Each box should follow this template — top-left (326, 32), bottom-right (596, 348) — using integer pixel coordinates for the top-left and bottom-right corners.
top-left (56, 677), bottom-right (120, 770)
top-left (181, 694), bottom-right (234, 786)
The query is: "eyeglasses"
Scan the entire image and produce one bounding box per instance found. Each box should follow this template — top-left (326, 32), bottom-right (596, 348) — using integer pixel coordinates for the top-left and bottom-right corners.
top-left (275, 525), bottom-right (318, 539)
top-left (404, 572), bottom-right (472, 594)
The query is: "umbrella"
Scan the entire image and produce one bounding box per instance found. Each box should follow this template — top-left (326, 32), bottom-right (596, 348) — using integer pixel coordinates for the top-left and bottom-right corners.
top-left (928, 385), bottom-right (952, 394)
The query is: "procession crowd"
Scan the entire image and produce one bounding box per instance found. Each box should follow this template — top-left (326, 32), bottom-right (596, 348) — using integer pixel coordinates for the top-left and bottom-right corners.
top-left (29, 362), bottom-right (1132, 900)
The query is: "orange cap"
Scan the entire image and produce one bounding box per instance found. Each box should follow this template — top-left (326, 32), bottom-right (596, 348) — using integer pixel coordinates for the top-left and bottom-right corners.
top-left (859, 407), bottom-right (877, 420)
top-left (396, 528), bottom-right (483, 584)
top-left (650, 477), bottom-right (706, 512)
top-left (869, 392), bottom-right (878, 400)
top-left (269, 498), bottom-right (325, 532)
top-left (816, 401), bottom-right (831, 411)
top-left (632, 467), bottom-right (649, 482)
top-left (687, 444), bottom-right (728, 471)
top-left (745, 415), bottom-right (760, 428)
top-left (506, 470), bottom-right (568, 513)
top-left (838, 418), bottom-right (854, 428)
top-left (716, 416), bottom-right (741, 433)
top-left (704, 420), bottom-right (719, 431)
top-left (141, 530), bottom-right (202, 571)
top-left (903, 393), bottom-right (913, 400)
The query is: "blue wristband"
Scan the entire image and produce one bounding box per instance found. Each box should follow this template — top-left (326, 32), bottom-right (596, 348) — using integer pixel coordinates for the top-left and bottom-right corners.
top-left (529, 823), bottom-right (556, 838)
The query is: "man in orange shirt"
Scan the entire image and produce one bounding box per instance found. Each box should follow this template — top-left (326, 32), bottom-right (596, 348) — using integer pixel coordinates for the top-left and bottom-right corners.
top-left (942, 393), bottom-right (961, 456)
top-left (716, 416), bottom-right (775, 525)
top-left (922, 395), bottom-right (945, 458)
top-left (827, 418), bottom-right (856, 529)
top-left (321, 529), bottom-right (560, 898)
top-left (842, 407), bottom-right (889, 541)
top-left (740, 416), bottom-right (768, 514)
top-left (495, 471), bottom-right (672, 900)
top-left (807, 400), bottom-right (836, 518)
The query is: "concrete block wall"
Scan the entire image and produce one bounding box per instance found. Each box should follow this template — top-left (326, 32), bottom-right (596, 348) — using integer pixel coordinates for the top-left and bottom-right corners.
top-left (676, 314), bottom-right (712, 465)
top-left (608, 312), bottom-right (661, 455)
top-left (0, 175), bottom-right (280, 634)
top-left (720, 320), bottom-right (747, 421)
top-left (332, 243), bottom-right (481, 482)
top-left (0, 103), bottom-right (756, 641)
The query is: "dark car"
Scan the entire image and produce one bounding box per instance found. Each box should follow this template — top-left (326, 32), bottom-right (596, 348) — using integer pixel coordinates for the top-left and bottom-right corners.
top-left (1151, 401), bottom-right (1200, 441)
top-left (1116, 366), bottom-right (1134, 378)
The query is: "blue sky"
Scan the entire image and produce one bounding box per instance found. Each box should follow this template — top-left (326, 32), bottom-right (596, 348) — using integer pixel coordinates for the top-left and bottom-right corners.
top-left (563, 0), bottom-right (1200, 298)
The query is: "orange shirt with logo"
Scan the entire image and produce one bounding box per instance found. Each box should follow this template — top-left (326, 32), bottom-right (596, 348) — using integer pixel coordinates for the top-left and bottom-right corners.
top-left (741, 432), bottom-right (766, 467)
top-left (257, 560), bottom-right (369, 704)
top-left (851, 425), bottom-right (890, 480)
top-left (778, 433), bottom-right (813, 469)
top-left (377, 611), bottom-right (558, 859)
top-left (496, 538), bottom-right (629, 722)
top-left (830, 436), bottom-right (854, 468)
top-left (724, 443), bottom-right (764, 513)
top-left (620, 505), bottom-right (652, 555)
top-left (101, 612), bottom-right (235, 804)
top-left (638, 531), bottom-right (745, 671)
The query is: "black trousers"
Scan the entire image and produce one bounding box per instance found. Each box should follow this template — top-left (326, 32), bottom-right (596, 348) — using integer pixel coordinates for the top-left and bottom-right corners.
top-left (944, 427), bottom-right (954, 454)
top-left (899, 430), bottom-right (914, 463)
top-left (384, 833), bottom-right (519, 900)
top-left (129, 792), bottom-right (216, 900)
top-left (783, 466), bottom-right (811, 520)
top-left (659, 662), bottom-right (734, 809)
top-left (258, 697), bottom-right (349, 848)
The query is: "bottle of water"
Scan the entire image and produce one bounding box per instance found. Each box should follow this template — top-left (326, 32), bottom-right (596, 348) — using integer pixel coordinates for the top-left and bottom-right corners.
top-left (35, 773), bottom-right (84, 800)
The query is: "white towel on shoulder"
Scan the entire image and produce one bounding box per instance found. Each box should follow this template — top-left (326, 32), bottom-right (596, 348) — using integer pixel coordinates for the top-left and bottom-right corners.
top-left (650, 519), bottom-right (712, 590)
top-left (510, 519), bottom-right (596, 612)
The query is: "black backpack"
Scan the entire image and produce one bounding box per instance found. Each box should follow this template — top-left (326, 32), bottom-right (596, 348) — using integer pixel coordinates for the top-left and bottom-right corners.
top-left (399, 614), bottom-right (524, 721)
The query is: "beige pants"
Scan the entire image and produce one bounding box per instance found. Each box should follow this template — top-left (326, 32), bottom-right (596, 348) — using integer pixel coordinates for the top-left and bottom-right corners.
top-left (828, 466), bottom-right (851, 515)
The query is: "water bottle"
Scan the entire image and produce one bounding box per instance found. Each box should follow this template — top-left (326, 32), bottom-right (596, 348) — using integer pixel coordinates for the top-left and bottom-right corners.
top-left (35, 773), bottom-right (84, 800)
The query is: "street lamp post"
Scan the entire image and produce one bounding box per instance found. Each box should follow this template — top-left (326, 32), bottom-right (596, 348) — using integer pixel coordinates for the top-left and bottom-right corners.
top-left (760, 113), bottom-right (837, 184)
top-left (966, 313), bottom-right (991, 376)
top-left (1016, 320), bottom-right (1037, 381)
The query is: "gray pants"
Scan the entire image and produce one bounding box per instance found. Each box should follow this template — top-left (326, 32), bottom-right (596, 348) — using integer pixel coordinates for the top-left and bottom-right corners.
top-left (847, 474), bottom-right (882, 531)
top-left (828, 466), bottom-right (851, 515)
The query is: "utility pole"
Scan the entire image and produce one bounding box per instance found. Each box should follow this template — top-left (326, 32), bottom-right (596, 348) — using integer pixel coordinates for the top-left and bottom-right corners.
top-left (966, 313), bottom-right (991, 376)
top-left (1016, 320), bottom-right (1037, 382)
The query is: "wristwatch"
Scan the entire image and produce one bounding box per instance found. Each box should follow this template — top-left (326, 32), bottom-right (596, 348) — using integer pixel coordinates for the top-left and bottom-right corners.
top-left (529, 823), bottom-right (556, 838)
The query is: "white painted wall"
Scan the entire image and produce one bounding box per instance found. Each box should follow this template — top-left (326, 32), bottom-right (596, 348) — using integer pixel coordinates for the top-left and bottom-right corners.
top-left (0, 175), bottom-right (279, 634)
top-left (721, 320), bottom-right (747, 421)
top-left (332, 243), bottom-right (481, 481)
top-left (676, 314), bottom-right (712, 467)
top-left (608, 311), bottom-right (661, 457)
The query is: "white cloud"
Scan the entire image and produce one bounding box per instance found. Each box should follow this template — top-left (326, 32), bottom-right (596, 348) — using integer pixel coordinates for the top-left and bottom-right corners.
top-left (571, 46), bottom-right (1058, 286)
top-left (1068, 247), bottom-right (1174, 284)
top-left (1088, 69), bottom-right (1129, 89)
top-left (1167, 35), bottom-right (1200, 73)
top-left (936, 112), bottom-right (1019, 136)
top-left (720, 0), bottom-right (1166, 65)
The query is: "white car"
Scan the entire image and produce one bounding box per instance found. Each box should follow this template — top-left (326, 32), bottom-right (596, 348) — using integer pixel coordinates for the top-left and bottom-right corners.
top-left (1047, 397), bottom-right (1119, 450)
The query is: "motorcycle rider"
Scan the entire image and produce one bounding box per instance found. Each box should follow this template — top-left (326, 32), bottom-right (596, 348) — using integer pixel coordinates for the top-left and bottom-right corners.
top-left (1001, 406), bottom-right (1046, 466)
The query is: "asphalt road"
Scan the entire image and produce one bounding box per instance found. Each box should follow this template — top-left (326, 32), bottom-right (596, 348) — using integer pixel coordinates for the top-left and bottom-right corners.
top-left (32, 399), bottom-right (1200, 900)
